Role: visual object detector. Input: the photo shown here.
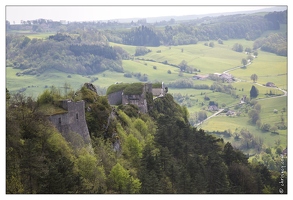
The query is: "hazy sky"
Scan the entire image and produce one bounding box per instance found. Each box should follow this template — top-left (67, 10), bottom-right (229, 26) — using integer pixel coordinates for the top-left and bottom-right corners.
top-left (6, 5), bottom-right (282, 24)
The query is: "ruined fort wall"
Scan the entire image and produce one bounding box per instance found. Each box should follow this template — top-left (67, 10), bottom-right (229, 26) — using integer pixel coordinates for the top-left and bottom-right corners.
top-left (49, 100), bottom-right (90, 143)
top-left (107, 90), bottom-right (123, 105)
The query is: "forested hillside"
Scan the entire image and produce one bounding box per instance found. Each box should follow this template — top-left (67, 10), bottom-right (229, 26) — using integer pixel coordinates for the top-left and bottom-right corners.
top-left (6, 31), bottom-right (127, 76)
top-left (6, 86), bottom-right (285, 194)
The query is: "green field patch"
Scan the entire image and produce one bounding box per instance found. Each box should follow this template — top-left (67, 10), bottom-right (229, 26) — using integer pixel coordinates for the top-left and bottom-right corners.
top-left (132, 40), bottom-right (256, 75)
top-left (26, 32), bottom-right (56, 39)
top-left (200, 115), bottom-right (286, 148)
top-left (6, 67), bottom-right (90, 98)
top-left (169, 88), bottom-right (240, 114)
top-left (257, 96), bottom-right (287, 125)
top-left (122, 59), bottom-right (183, 82)
top-left (229, 51), bottom-right (287, 88)
top-left (109, 42), bottom-right (137, 55)
top-left (8, 30), bottom-right (56, 40)
top-left (232, 81), bottom-right (284, 99)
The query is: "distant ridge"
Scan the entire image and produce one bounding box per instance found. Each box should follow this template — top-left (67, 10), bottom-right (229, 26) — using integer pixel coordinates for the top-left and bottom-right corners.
top-left (107, 6), bottom-right (287, 23)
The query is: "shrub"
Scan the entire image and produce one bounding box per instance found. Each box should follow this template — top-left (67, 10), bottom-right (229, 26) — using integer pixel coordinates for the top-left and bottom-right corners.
top-left (134, 46), bottom-right (151, 56)
top-left (209, 42), bottom-right (215, 47)
top-left (124, 73), bottom-right (132, 78)
top-left (261, 123), bottom-right (271, 132)
top-left (204, 95), bottom-right (210, 101)
top-left (37, 89), bottom-right (54, 104)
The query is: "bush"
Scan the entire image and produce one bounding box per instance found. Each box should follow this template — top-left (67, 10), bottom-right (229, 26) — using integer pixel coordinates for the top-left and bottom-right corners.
top-left (265, 148), bottom-right (271, 154)
top-left (204, 96), bottom-right (210, 101)
top-left (198, 111), bottom-right (207, 121)
top-left (261, 123), bottom-right (271, 132)
top-left (167, 70), bottom-right (171, 74)
top-left (37, 89), bottom-right (54, 104)
top-left (209, 42), bottom-right (215, 47)
top-left (134, 46), bottom-right (151, 56)
top-left (168, 79), bottom-right (193, 88)
top-left (124, 73), bottom-right (132, 78)
top-left (138, 74), bottom-right (148, 82)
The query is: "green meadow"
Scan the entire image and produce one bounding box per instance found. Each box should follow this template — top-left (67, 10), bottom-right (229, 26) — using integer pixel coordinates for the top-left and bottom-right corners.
top-left (169, 88), bottom-right (240, 114)
top-left (6, 67), bottom-right (90, 98)
top-left (229, 50), bottom-right (287, 89)
top-left (122, 59), bottom-right (187, 82)
top-left (137, 40), bottom-right (255, 74)
top-left (9, 30), bottom-right (56, 40)
top-left (199, 95), bottom-right (287, 152)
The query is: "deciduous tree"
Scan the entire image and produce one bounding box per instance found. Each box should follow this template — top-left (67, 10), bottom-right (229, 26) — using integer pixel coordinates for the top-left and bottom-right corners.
top-left (250, 74), bottom-right (258, 83)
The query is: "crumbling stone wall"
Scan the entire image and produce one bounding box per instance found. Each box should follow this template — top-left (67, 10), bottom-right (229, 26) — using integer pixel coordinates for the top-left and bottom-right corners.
top-left (107, 82), bottom-right (164, 113)
top-left (49, 100), bottom-right (90, 143)
top-left (122, 94), bottom-right (148, 113)
top-left (107, 90), bottom-right (123, 105)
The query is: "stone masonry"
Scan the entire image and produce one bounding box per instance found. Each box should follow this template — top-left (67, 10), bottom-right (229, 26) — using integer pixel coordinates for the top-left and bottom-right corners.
top-left (49, 100), bottom-right (91, 143)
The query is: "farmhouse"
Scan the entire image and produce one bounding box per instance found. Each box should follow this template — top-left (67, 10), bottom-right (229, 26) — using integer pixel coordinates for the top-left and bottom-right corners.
top-left (240, 95), bottom-right (247, 103)
top-left (208, 105), bottom-right (219, 111)
top-left (220, 73), bottom-right (235, 82)
top-left (226, 110), bottom-right (236, 116)
top-left (192, 74), bottom-right (208, 80)
top-left (213, 72), bottom-right (235, 82)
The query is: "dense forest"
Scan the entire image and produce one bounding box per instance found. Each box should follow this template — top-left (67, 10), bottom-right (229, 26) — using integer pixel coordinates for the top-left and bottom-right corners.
top-left (6, 85), bottom-right (286, 194)
top-left (6, 10), bottom-right (287, 76)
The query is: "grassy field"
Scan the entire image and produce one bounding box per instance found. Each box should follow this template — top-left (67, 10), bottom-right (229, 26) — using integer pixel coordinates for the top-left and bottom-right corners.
top-left (199, 95), bottom-right (287, 150)
top-left (109, 42), bottom-right (137, 55)
top-left (258, 96), bottom-right (287, 125)
top-left (169, 88), bottom-right (240, 113)
top-left (6, 67), bottom-right (91, 98)
top-left (200, 114), bottom-right (287, 150)
top-left (122, 59), bottom-right (184, 82)
top-left (138, 40), bottom-right (255, 75)
top-left (8, 30), bottom-right (56, 40)
top-left (229, 51), bottom-right (287, 90)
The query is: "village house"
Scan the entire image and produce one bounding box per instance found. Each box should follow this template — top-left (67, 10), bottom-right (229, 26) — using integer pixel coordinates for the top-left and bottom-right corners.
top-left (226, 110), bottom-right (236, 116)
top-left (213, 72), bottom-right (235, 82)
top-left (208, 105), bottom-right (219, 111)
top-left (192, 74), bottom-right (208, 80)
